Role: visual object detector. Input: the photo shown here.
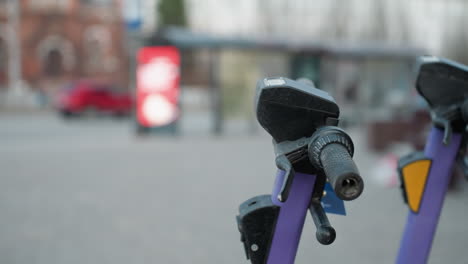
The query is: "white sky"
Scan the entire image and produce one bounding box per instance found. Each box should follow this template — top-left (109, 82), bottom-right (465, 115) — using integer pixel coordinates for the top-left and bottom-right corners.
top-left (137, 0), bottom-right (468, 54)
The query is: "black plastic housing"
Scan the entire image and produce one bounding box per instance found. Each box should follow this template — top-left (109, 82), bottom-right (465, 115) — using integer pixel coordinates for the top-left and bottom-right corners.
top-left (416, 56), bottom-right (468, 108)
top-left (237, 195), bottom-right (280, 264)
top-left (255, 77), bottom-right (339, 143)
top-left (415, 56), bottom-right (468, 141)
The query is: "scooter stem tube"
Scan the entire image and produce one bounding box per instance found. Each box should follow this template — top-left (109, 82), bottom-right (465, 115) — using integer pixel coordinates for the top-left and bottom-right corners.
top-left (397, 127), bottom-right (462, 264)
top-left (267, 170), bottom-right (316, 264)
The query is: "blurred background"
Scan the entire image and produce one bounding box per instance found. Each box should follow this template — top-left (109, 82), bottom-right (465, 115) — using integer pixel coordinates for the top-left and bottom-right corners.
top-left (1, 0), bottom-right (467, 263)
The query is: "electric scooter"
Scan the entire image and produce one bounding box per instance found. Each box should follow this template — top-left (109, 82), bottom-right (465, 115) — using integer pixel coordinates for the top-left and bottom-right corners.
top-left (397, 56), bottom-right (468, 263)
top-left (236, 77), bottom-right (365, 264)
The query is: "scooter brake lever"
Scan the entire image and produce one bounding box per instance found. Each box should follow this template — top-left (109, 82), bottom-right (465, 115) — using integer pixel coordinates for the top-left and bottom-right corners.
top-left (275, 155), bottom-right (295, 202)
top-left (432, 114), bottom-right (452, 145)
top-left (273, 137), bottom-right (311, 202)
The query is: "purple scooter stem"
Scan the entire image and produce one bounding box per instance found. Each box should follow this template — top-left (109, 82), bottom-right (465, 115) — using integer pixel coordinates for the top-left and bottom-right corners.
top-left (397, 127), bottom-right (462, 264)
top-left (267, 170), bottom-right (316, 264)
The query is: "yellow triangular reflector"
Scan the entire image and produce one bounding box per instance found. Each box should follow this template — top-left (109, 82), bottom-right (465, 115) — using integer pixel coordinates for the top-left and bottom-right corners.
top-left (402, 159), bottom-right (432, 213)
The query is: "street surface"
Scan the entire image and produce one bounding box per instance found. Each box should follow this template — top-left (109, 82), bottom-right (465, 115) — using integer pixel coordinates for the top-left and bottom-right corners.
top-left (0, 112), bottom-right (467, 264)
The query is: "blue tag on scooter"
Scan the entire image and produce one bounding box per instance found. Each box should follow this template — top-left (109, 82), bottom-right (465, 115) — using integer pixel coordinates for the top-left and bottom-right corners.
top-left (321, 183), bottom-right (346, 215)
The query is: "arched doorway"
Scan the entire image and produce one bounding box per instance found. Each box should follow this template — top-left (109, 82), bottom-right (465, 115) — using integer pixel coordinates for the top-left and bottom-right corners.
top-left (36, 35), bottom-right (76, 96)
top-left (37, 35), bottom-right (76, 78)
top-left (43, 48), bottom-right (64, 77)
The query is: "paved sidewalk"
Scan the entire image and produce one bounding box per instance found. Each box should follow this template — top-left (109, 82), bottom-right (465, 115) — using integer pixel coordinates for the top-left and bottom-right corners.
top-left (0, 113), bottom-right (467, 264)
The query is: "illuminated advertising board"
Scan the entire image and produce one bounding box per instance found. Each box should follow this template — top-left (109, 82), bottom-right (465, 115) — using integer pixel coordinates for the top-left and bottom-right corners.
top-left (136, 46), bottom-right (180, 127)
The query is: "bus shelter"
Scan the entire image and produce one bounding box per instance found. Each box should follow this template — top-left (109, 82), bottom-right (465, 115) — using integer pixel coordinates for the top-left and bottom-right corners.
top-left (142, 27), bottom-right (424, 137)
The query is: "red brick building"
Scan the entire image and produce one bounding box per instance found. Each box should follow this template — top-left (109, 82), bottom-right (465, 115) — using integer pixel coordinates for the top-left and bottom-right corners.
top-left (0, 0), bottom-right (128, 94)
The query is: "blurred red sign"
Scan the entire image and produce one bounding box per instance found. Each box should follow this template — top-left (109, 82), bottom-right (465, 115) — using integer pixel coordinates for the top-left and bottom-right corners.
top-left (136, 46), bottom-right (180, 127)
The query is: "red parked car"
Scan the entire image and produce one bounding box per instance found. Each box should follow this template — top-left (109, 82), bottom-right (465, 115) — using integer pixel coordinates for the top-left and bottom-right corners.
top-left (55, 80), bottom-right (133, 117)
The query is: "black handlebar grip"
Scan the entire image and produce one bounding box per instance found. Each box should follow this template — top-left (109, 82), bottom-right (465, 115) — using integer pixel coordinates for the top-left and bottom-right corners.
top-left (320, 143), bottom-right (363, 201)
top-left (308, 127), bottom-right (364, 201)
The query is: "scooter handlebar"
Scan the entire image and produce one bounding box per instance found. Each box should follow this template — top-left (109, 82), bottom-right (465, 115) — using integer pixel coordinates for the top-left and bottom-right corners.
top-left (308, 127), bottom-right (364, 201)
top-left (320, 143), bottom-right (363, 201)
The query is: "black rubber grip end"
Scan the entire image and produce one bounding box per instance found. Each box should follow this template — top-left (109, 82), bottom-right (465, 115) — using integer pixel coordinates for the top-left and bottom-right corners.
top-left (316, 225), bottom-right (336, 245)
